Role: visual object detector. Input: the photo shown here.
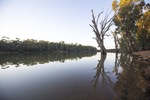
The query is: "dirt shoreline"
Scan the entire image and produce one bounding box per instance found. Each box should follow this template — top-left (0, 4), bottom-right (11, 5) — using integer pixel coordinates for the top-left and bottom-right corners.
top-left (133, 50), bottom-right (150, 58)
top-left (133, 50), bottom-right (150, 99)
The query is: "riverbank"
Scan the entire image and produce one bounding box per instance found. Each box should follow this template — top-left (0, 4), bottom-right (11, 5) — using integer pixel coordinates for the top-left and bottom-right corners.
top-left (133, 50), bottom-right (150, 58)
top-left (133, 50), bottom-right (150, 99)
top-left (133, 50), bottom-right (150, 62)
top-left (133, 51), bottom-right (150, 77)
top-left (0, 38), bottom-right (97, 53)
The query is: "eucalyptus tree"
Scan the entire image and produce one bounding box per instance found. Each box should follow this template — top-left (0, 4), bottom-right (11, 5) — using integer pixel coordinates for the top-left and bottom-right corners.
top-left (112, 30), bottom-right (119, 52)
top-left (112, 0), bottom-right (145, 52)
top-left (136, 8), bottom-right (150, 50)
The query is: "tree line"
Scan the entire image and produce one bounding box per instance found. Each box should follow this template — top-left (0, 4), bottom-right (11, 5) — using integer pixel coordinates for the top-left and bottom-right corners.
top-left (0, 36), bottom-right (97, 53)
top-left (112, 0), bottom-right (150, 53)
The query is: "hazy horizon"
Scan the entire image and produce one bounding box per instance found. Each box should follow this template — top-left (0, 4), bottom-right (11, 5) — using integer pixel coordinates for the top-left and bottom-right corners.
top-left (0, 0), bottom-right (116, 49)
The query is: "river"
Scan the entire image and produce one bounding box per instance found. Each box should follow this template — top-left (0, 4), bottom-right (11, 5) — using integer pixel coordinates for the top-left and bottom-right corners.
top-left (0, 52), bottom-right (149, 100)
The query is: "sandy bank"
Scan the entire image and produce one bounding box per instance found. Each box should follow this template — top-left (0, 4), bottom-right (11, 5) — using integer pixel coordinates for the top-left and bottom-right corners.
top-left (133, 50), bottom-right (150, 58)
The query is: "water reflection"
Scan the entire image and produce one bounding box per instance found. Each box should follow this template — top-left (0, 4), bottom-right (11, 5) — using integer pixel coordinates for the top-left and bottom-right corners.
top-left (114, 53), bottom-right (150, 100)
top-left (91, 53), bottom-right (150, 100)
top-left (0, 52), bottom-right (96, 69)
top-left (0, 52), bottom-right (150, 100)
top-left (91, 54), bottom-right (115, 99)
top-left (112, 52), bottom-right (120, 75)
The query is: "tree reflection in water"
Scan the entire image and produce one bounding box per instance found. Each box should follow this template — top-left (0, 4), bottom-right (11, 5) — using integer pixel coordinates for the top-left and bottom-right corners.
top-left (1, 52), bottom-right (150, 99)
top-left (91, 54), bottom-right (115, 99)
top-left (0, 52), bottom-right (96, 69)
top-left (114, 53), bottom-right (150, 100)
top-left (91, 52), bottom-right (150, 100)
top-left (112, 52), bottom-right (120, 75)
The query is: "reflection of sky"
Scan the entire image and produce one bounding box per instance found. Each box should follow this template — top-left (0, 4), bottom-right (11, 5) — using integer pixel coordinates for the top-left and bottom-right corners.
top-left (0, 53), bottom-right (119, 100)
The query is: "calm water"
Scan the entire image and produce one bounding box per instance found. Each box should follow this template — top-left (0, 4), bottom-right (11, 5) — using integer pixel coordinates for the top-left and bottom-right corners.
top-left (0, 53), bottom-right (149, 100)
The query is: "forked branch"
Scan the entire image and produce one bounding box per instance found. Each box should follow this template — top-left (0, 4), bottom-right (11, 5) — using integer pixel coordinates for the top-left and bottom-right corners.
top-left (90, 9), bottom-right (113, 54)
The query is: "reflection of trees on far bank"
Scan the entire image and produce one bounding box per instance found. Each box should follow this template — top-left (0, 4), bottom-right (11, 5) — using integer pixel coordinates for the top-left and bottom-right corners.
top-left (91, 54), bottom-right (115, 99)
top-left (0, 52), bottom-right (96, 69)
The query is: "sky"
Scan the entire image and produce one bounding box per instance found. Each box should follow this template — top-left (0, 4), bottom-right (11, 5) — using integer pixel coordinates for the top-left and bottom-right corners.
top-left (0, 0), bottom-right (115, 49)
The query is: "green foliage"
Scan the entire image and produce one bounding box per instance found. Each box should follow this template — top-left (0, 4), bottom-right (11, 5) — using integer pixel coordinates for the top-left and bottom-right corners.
top-left (136, 10), bottom-right (150, 50)
top-left (0, 37), bottom-right (97, 53)
top-left (112, 0), bottom-right (150, 52)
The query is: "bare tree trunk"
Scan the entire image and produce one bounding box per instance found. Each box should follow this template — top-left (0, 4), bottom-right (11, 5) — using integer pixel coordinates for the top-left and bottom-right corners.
top-left (96, 39), bottom-right (107, 54)
top-left (101, 43), bottom-right (107, 55)
top-left (112, 31), bottom-right (118, 53)
top-left (90, 10), bottom-right (113, 55)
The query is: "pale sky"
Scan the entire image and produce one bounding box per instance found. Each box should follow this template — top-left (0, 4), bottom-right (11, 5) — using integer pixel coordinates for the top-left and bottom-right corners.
top-left (0, 0), bottom-right (115, 49)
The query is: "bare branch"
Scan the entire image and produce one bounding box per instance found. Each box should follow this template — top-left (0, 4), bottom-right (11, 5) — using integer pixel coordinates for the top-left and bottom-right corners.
top-left (90, 10), bottom-right (113, 54)
top-left (96, 11), bottom-right (103, 26)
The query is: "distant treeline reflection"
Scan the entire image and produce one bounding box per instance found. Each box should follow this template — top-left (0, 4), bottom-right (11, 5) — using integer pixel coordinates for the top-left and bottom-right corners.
top-left (0, 52), bottom-right (96, 69)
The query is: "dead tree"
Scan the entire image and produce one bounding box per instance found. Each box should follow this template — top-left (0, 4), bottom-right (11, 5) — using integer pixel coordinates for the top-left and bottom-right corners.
top-left (90, 10), bottom-right (113, 55)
